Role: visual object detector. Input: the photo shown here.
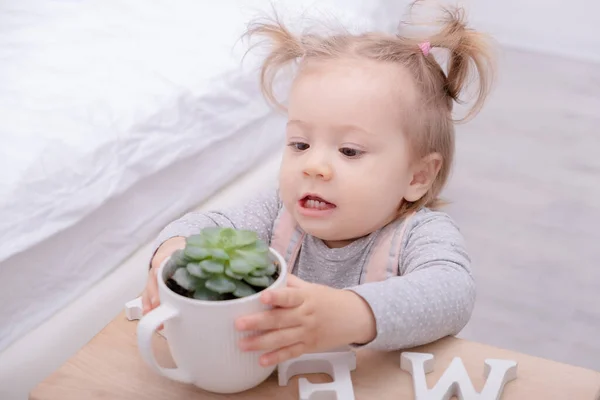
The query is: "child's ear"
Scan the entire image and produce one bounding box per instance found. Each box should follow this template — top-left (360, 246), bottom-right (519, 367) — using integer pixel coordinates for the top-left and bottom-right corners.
top-left (404, 153), bottom-right (443, 202)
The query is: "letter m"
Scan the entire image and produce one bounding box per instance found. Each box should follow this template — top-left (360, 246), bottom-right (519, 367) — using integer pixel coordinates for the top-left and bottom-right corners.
top-left (400, 352), bottom-right (518, 400)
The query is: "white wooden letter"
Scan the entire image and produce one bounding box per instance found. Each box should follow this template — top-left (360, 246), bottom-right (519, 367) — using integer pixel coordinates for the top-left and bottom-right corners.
top-left (278, 351), bottom-right (356, 400)
top-left (400, 352), bottom-right (517, 400)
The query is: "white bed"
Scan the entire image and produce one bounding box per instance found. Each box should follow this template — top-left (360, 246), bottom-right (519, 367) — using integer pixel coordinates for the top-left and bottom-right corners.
top-left (0, 0), bottom-right (411, 397)
top-left (0, 0), bottom-right (291, 355)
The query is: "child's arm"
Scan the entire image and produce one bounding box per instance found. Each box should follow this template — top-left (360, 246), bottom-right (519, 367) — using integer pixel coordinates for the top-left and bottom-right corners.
top-left (152, 188), bottom-right (282, 256)
top-left (142, 188), bottom-right (282, 313)
top-left (347, 211), bottom-right (475, 351)
top-left (234, 211), bottom-right (473, 366)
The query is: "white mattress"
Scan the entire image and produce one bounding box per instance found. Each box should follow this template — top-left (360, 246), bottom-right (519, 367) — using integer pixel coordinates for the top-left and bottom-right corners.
top-left (0, 0), bottom-right (408, 353)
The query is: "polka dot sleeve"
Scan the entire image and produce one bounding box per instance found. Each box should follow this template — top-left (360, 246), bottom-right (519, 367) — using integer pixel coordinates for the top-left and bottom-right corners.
top-left (347, 212), bottom-right (475, 351)
top-left (152, 188), bottom-right (282, 253)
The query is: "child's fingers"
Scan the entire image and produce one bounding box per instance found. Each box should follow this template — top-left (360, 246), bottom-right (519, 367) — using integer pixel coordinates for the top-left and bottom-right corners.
top-left (141, 290), bottom-right (151, 314)
top-left (285, 274), bottom-right (307, 288)
top-left (259, 342), bottom-right (306, 366)
top-left (149, 268), bottom-right (160, 305)
top-left (239, 326), bottom-right (304, 353)
top-left (142, 268), bottom-right (160, 314)
top-left (261, 287), bottom-right (305, 308)
top-left (235, 307), bottom-right (301, 332)
top-left (140, 294), bottom-right (164, 330)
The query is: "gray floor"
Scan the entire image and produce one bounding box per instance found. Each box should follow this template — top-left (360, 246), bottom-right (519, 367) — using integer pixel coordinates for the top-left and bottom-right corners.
top-left (444, 47), bottom-right (600, 371)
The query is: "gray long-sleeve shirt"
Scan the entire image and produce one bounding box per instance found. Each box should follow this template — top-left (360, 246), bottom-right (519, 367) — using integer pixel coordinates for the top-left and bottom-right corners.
top-left (153, 188), bottom-right (475, 351)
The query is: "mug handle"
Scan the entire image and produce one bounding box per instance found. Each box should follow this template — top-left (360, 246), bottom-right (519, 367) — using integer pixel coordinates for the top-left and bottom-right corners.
top-left (136, 304), bottom-right (192, 384)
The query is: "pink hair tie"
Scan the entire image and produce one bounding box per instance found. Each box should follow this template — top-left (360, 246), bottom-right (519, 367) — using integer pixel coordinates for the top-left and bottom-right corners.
top-left (418, 41), bottom-right (431, 56)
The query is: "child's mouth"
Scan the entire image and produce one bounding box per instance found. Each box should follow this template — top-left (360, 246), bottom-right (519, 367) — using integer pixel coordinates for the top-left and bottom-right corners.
top-left (299, 195), bottom-right (336, 210)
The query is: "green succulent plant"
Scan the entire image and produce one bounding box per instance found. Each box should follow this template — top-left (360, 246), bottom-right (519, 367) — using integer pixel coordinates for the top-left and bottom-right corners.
top-left (165, 227), bottom-right (278, 301)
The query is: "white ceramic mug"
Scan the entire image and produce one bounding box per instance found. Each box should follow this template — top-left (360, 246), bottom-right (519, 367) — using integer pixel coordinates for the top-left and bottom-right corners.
top-left (137, 248), bottom-right (288, 394)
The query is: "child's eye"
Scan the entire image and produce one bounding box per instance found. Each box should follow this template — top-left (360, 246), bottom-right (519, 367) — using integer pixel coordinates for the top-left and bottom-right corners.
top-left (288, 142), bottom-right (309, 151)
top-left (339, 147), bottom-right (364, 158)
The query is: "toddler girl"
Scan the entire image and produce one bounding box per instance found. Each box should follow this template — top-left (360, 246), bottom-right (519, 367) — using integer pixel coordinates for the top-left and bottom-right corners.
top-left (142, 3), bottom-right (495, 368)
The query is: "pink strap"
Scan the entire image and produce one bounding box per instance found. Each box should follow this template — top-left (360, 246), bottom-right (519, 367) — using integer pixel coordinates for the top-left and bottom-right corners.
top-left (270, 207), bottom-right (304, 271)
top-left (272, 206), bottom-right (415, 281)
top-left (364, 212), bottom-right (415, 283)
top-left (364, 223), bottom-right (397, 283)
top-left (286, 231), bottom-right (305, 271)
top-left (270, 208), bottom-right (296, 260)
top-left (391, 212), bottom-right (414, 276)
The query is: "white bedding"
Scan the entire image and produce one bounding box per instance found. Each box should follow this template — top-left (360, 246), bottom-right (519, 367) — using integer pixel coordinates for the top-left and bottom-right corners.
top-left (0, 1), bottom-right (274, 262)
top-left (0, 0), bottom-right (408, 353)
top-left (0, 0), bottom-right (286, 353)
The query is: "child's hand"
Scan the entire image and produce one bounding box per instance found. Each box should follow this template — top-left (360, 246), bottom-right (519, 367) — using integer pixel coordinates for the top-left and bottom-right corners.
top-left (141, 236), bottom-right (186, 315)
top-left (235, 274), bottom-right (377, 366)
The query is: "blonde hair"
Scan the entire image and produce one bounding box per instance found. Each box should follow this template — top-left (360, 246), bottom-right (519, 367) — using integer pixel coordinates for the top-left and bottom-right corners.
top-left (244, 1), bottom-right (495, 217)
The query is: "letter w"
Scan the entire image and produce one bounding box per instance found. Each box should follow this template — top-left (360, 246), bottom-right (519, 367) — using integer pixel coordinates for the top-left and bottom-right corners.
top-left (400, 352), bottom-right (517, 400)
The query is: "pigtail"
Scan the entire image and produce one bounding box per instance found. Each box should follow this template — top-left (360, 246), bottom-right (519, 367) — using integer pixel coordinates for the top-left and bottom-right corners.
top-left (425, 5), bottom-right (495, 122)
top-left (244, 15), bottom-right (305, 110)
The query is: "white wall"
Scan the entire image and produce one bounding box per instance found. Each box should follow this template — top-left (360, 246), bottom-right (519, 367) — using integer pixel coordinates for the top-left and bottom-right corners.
top-left (378, 0), bottom-right (600, 64)
top-left (469, 0), bottom-right (600, 63)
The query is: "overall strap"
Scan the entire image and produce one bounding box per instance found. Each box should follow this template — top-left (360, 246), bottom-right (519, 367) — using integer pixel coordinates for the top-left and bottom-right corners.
top-left (362, 212), bottom-right (416, 284)
top-left (270, 206), bottom-right (306, 272)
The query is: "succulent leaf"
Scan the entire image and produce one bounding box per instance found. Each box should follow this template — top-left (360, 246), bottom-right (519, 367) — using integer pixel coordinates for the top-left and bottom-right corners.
top-left (184, 246), bottom-right (210, 261)
top-left (172, 268), bottom-right (198, 291)
top-left (239, 240), bottom-right (269, 254)
top-left (224, 267), bottom-right (244, 280)
top-left (235, 230), bottom-right (259, 247)
top-left (206, 275), bottom-right (237, 294)
top-left (202, 227), bottom-right (223, 245)
top-left (243, 275), bottom-right (272, 288)
top-left (209, 248), bottom-right (230, 260)
top-left (187, 262), bottom-right (211, 279)
top-left (249, 261), bottom-right (275, 277)
top-left (233, 280), bottom-right (256, 298)
top-left (199, 259), bottom-right (225, 274)
top-left (235, 249), bottom-right (269, 268)
top-left (186, 234), bottom-right (207, 247)
top-left (165, 257), bottom-right (179, 272)
top-left (193, 285), bottom-right (222, 301)
top-left (249, 269), bottom-right (266, 277)
top-left (172, 249), bottom-right (189, 266)
top-left (262, 262), bottom-right (276, 276)
top-left (229, 256), bottom-right (255, 274)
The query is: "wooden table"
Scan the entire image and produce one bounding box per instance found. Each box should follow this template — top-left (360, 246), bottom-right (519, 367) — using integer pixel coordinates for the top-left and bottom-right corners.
top-left (30, 312), bottom-right (600, 399)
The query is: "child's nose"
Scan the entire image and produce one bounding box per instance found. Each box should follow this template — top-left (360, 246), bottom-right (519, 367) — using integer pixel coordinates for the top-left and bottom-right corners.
top-left (303, 159), bottom-right (333, 181)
